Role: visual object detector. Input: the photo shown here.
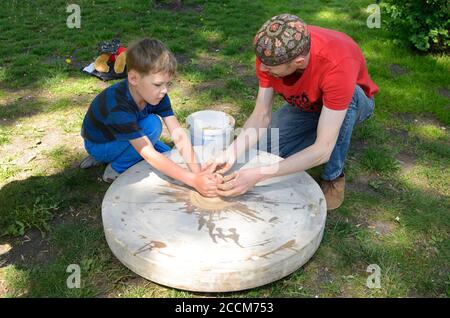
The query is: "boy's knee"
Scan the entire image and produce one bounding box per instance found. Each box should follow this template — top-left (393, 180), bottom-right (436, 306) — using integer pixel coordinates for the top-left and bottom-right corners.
top-left (139, 115), bottom-right (163, 139)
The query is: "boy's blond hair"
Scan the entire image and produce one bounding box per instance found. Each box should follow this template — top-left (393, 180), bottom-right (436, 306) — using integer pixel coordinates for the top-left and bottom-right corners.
top-left (126, 38), bottom-right (177, 76)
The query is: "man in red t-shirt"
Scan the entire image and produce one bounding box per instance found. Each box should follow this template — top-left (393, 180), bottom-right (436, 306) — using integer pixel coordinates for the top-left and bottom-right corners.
top-left (212, 14), bottom-right (379, 210)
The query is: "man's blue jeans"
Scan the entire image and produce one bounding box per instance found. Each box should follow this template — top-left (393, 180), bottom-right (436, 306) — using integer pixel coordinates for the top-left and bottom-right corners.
top-left (84, 114), bottom-right (171, 173)
top-left (267, 85), bottom-right (375, 181)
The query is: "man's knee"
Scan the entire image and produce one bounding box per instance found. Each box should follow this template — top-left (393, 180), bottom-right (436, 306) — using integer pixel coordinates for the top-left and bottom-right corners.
top-left (349, 86), bottom-right (375, 124)
top-left (271, 104), bottom-right (291, 129)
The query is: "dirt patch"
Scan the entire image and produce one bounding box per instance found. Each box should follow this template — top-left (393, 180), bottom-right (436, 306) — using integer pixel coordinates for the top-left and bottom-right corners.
top-left (347, 173), bottom-right (380, 196)
top-left (207, 45), bottom-right (223, 53)
top-left (0, 229), bottom-right (52, 268)
top-left (44, 55), bottom-right (64, 66)
top-left (0, 125), bottom-right (85, 188)
top-left (396, 112), bottom-right (444, 128)
top-left (65, 50), bottom-right (87, 71)
top-left (0, 95), bottom-right (45, 123)
top-left (389, 64), bottom-right (409, 77)
top-left (154, 0), bottom-right (203, 13)
top-left (240, 75), bottom-right (258, 88)
top-left (407, 288), bottom-right (424, 298)
top-left (0, 273), bottom-right (7, 296)
top-left (194, 80), bottom-right (226, 93)
top-left (192, 54), bottom-right (221, 71)
top-left (315, 266), bottom-right (334, 286)
top-left (44, 47), bottom-right (87, 70)
top-left (387, 127), bottom-right (409, 143)
top-left (1, 127), bottom-right (75, 165)
top-left (174, 53), bottom-right (191, 67)
top-left (170, 78), bottom-right (193, 96)
top-left (341, 206), bottom-right (378, 233)
top-left (208, 102), bottom-right (240, 114)
top-left (350, 138), bottom-right (369, 153)
top-left (370, 220), bottom-right (396, 236)
top-left (233, 64), bottom-right (251, 76)
top-left (171, 79), bottom-right (225, 98)
top-left (0, 88), bottom-right (36, 107)
top-left (395, 151), bottom-right (416, 173)
top-left (98, 276), bottom-right (152, 298)
top-left (438, 87), bottom-right (450, 99)
top-left (0, 204), bottom-right (101, 272)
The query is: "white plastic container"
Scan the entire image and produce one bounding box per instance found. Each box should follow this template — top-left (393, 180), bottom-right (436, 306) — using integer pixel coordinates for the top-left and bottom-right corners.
top-left (186, 110), bottom-right (235, 152)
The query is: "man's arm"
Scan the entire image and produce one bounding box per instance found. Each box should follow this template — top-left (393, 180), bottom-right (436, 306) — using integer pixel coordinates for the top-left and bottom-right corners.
top-left (259, 105), bottom-right (347, 180)
top-left (217, 106), bottom-right (347, 196)
top-left (225, 86), bottom-right (274, 162)
top-left (163, 115), bottom-right (201, 173)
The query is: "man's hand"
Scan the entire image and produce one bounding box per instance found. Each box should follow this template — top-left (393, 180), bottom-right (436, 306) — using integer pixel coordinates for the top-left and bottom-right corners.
top-left (216, 168), bottom-right (261, 197)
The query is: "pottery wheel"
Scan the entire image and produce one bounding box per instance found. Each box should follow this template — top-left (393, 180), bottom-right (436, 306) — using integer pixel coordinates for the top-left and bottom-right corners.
top-left (102, 147), bottom-right (327, 292)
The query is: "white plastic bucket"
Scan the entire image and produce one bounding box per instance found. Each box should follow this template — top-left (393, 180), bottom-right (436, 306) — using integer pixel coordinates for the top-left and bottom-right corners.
top-left (186, 110), bottom-right (235, 152)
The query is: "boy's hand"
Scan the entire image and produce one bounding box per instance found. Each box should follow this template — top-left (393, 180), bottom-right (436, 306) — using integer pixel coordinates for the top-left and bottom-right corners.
top-left (193, 163), bottom-right (220, 197)
top-left (190, 163), bottom-right (202, 174)
top-left (193, 171), bottom-right (219, 197)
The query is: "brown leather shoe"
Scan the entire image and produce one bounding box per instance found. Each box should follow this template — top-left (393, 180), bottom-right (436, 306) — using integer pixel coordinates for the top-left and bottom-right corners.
top-left (320, 174), bottom-right (345, 210)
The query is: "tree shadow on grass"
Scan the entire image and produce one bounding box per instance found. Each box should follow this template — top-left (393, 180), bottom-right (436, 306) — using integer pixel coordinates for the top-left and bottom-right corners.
top-left (0, 157), bottom-right (130, 297)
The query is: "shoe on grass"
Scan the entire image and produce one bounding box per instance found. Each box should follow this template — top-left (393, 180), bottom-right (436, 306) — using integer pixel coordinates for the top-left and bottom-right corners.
top-left (102, 163), bottom-right (121, 183)
top-left (79, 155), bottom-right (102, 169)
top-left (320, 174), bottom-right (345, 211)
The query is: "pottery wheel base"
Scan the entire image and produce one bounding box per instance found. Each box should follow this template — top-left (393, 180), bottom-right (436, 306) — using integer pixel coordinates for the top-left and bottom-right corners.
top-left (102, 147), bottom-right (327, 292)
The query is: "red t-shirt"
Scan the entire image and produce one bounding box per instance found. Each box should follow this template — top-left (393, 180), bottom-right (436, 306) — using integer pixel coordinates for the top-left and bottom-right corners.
top-left (256, 25), bottom-right (379, 112)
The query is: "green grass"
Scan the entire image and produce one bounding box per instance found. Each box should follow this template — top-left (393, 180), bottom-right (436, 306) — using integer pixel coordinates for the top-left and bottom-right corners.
top-left (0, 127), bottom-right (10, 146)
top-left (0, 164), bottom-right (21, 183)
top-left (360, 148), bottom-right (400, 173)
top-left (0, 0), bottom-right (449, 298)
top-left (1, 194), bottom-right (59, 237)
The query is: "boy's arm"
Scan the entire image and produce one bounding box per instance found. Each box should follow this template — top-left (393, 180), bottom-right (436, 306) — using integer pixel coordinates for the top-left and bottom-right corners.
top-left (163, 115), bottom-right (201, 173)
top-left (129, 136), bottom-right (216, 196)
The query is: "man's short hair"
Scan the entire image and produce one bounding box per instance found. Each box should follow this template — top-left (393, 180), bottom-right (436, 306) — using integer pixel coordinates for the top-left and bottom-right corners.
top-left (254, 14), bottom-right (311, 66)
top-left (126, 38), bottom-right (177, 76)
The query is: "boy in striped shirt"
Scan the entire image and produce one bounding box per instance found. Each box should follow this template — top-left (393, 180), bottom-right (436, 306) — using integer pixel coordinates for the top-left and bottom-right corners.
top-left (80, 38), bottom-right (218, 197)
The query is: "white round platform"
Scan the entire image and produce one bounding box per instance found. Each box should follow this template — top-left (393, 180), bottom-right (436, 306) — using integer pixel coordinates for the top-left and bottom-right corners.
top-left (102, 147), bottom-right (327, 292)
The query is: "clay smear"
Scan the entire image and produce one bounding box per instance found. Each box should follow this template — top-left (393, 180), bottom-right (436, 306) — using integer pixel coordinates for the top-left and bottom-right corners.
top-left (189, 191), bottom-right (235, 211)
top-left (155, 182), bottom-right (267, 247)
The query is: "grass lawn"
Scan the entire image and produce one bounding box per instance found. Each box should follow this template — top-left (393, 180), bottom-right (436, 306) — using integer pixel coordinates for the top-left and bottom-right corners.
top-left (0, 0), bottom-right (449, 297)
